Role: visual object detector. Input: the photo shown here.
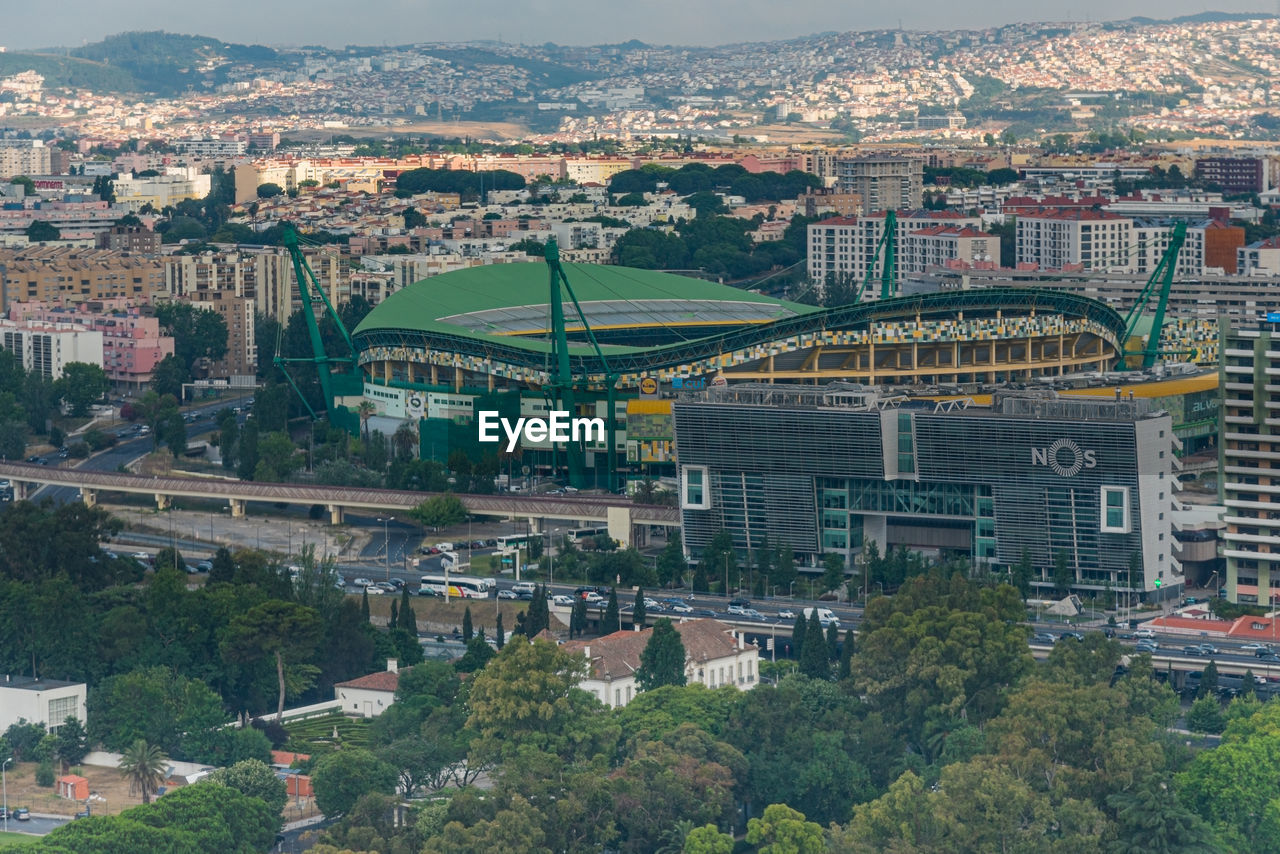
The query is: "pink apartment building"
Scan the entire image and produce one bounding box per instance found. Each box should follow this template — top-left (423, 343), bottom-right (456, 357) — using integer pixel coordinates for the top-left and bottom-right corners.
top-left (7, 298), bottom-right (174, 389)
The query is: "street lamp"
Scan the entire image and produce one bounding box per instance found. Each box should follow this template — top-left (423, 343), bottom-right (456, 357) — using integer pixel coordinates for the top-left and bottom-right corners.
top-left (789, 580), bottom-right (797, 599)
top-left (3, 756), bottom-right (10, 833)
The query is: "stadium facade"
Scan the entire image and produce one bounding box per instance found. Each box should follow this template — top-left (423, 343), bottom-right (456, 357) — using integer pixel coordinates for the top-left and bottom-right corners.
top-left (352, 262), bottom-right (1135, 483)
top-left (673, 384), bottom-right (1181, 600)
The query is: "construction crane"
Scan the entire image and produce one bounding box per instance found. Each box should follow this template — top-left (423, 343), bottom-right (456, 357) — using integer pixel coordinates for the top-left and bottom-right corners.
top-left (1120, 221), bottom-right (1187, 370)
top-left (275, 223), bottom-right (362, 424)
top-left (543, 239), bottom-right (619, 492)
top-left (856, 209), bottom-right (897, 303)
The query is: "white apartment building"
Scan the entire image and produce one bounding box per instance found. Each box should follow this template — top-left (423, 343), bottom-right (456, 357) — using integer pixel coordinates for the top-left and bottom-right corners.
top-left (112, 169), bottom-right (212, 211)
top-left (0, 140), bottom-right (51, 179)
top-left (1016, 209), bottom-right (1133, 272)
top-left (1239, 238), bottom-right (1280, 276)
top-left (899, 225), bottom-right (995, 273)
top-left (562, 618), bottom-right (759, 709)
top-left (0, 319), bottom-right (103, 379)
top-left (173, 137), bottom-right (248, 158)
top-left (807, 210), bottom-right (982, 294)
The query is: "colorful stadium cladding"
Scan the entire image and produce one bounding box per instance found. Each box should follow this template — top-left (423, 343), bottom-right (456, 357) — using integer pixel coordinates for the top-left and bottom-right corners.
top-left (351, 263), bottom-right (1131, 480)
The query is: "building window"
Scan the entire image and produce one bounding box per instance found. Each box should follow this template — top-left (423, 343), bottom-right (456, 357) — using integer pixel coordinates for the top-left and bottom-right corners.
top-left (1101, 486), bottom-right (1131, 534)
top-left (47, 695), bottom-right (77, 731)
top-left (682, 466), bottom-right (710, 510)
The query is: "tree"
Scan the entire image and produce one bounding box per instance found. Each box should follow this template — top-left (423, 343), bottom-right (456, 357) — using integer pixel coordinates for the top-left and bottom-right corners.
top-left (1107, 786), bottom-right (1219, 854)
top-left (1186, 695), bottom-right (1226, 734)
top-left (88, 666), bottom-right (229, 757)
top-left (205, 758), bottom-right (287, 817)
top-left (150, 354), bottom-right (187, 400)
top-left (25, 220), bottom-right (61, 242)
top-left (1053, 550), bottom-right (1073, 597)
top-left (153, 303), bottom-right (228, 377)
top-left (633, 587), bottom-right (647, 628)
top-left (821, 553), bottom-right (845, 595)
top-left (1199, 660), bottom-right (1220, 698)
top-left (638, 618), bottom-right (687, 691)
top-left (462, 606), bottom-right (474, 642)
top-left (253, 431), bottom-right (300, 482)
top-left (495, 611), bottom-right (505, 649)
top-left (54, 362), bottom-right (108, 416)
top-left (603, 587), bottom-right (620, 634)
top-left (221, 600), bottom-right (324, 720)
top-left (311, 748), bottom-right (396, 817)
top-left (208, 546), bottom-right (236, 585)
top-left (825, 620), bottom-right (840, 663)
top-left (51, 716), bottom-right (89, 772)
top-left (746, 803), bottom-right (826, 854)
top-left (256, 182), bottom-right (283, 198)
top-left (799, 611), bottom-right (829, 679)
top-left (162, 408), bottom-right (187, 458)
top-left (119, 739), bottom-right (168, 804)
top-left (683, 824), bottom-right (734, 853)
top-left (791, 611), bottom-right (807, 660)
top-left (410, 493), bottom-right (468, 529)
top-left (838, 628), bottom-right (855, 679)
top-left (356, 400), bottom-right (375, 440)
top-left (570, 596), bottom-right (588, 639)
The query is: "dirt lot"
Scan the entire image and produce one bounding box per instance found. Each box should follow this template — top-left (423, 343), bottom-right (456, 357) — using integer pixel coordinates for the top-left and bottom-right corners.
top-left (1, 761), bottom-right (179, 817)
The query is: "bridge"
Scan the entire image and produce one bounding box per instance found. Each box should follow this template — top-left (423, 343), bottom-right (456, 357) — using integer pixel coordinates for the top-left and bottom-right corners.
top-left (0, 463), bottom-right (680, 547)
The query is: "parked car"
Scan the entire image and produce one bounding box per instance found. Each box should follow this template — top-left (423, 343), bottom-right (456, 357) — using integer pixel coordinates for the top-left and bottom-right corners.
top-left (552, 594), bottom-right (575, 606)
top-left (365, 586), bottom-right (386, 595)
top-left (352, 577), bottom-right (374, 588)
top-left (497, 589), bottom-right (519, 600)
top-left (13, 807), bottom-right (29, 821)
top-left (196, 560), bottom-right (213, 572)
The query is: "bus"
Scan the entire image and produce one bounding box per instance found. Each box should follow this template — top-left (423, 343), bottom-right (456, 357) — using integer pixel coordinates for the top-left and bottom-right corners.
top-left (495, 534), bottom-right (532, 553)
top-left (418, 574), bottom-right (490, 598)
top-left (567, 526), bottom-right (608, 545)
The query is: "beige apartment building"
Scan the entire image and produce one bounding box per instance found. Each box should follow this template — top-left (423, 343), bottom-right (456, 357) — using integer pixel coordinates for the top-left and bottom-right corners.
top-left (0, 247), bottom-right (168, 311)
top-left (166, 247), bottom-right (346, 323)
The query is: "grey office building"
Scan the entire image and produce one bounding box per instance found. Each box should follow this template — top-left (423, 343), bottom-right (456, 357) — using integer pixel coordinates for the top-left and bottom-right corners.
top-left (674, 384), bottom-right (1180, 599)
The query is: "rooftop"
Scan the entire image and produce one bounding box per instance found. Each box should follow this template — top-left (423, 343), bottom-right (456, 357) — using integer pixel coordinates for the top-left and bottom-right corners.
top-left (562, 618), bottom-right (747, 681)
top-left (0, 675), bottom-right (83, 692)
top-left (334, 670), bottom-right (400, 693)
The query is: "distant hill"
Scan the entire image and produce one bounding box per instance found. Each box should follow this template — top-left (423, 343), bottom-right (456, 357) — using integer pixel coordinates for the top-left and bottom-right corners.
top-left (69, 31), bottom-right (278, 95)
top-left (1126, 11), bottom-right (1273, 25)
top-left (0, 51), bottom-right (138, 92)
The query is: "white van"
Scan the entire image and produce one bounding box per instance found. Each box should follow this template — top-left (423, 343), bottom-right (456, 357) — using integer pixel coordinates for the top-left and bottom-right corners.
top-left (511, 581), bottom-right (537, 595)
top-left (803, 607), bottom-right (840, 628)
top-left (436, 543), bottom-right (455, 553)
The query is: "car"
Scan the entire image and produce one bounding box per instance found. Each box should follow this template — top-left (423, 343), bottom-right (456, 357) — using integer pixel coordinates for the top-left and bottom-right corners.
top-left (471, 540), bottom-right (487, 550)
top-left (196, 560), bottom-right (213, 572)
top-left (1134, 628), bottom-right (1157, 639)
top-left (642, 597), bottom-right (663, 611)
top-left (552, 594), bottom-right (575, 606)
top-left (583, 591), bottom-right (605, 604)
top-left (727, 604), bottom-right (751, 616)
top-left (25, 455), bottom-right (40, 463)
top-left (13, 807), bottom-right (29, 821)
top-left (691, 608), bottom-right (718, 618)
top-left (352, 577), bottom-right (373, 588)
top-left (1259, 653), bottom-right (1280, 663)
top-left (1032, 632), bottom-right (1057, 644)
top-left (131, 551), bottom-right (150, 563)
top-left (728, 598), bottom-right (751, 609)
top-left (516, 591), bottom-right (534, 601)
top-left (1258, 647), bottom-right (1280, 658)
top-left (1060, 631), bottom-right (1085, 642)
top-left (667, 601), bottom-right (694, 614)
top-left (485, 538), bottom-right (498, 547)
top-left (1135, 641), bottom-right (1159, 653)
top-left (74, 809), bottom-right (91, 819)
top-left (375, 582), bottom-right (397, 593)
top-left (387, 578), bottom-right (406, 589)
top-left (776, 608), bottom-right (797, 619)
top-left (1183, 645), bottom-right (1204, 656)
top-left (364, 586), bottom-right (385, 595)
top-left (738, 608), bottom-right (764, 619)
top-left (1198, 644), bottom-right (1219, 655)
top-left (512, 581), bottom-right (537, 596)
top-left (1242, 642), bottom-right (1272, 652)
top-left (498, 589), bottom-right (519, 600)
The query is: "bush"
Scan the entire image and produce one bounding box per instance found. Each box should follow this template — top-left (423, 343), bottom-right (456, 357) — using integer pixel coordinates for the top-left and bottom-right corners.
top-left (36, 760), bottom-right (55, 787)
top-left (84, 429), bottom-right (115, 451)
top-left (250, 717), bottom-right (290, 749)
top-left (67, 441), bottom-right (91, 458)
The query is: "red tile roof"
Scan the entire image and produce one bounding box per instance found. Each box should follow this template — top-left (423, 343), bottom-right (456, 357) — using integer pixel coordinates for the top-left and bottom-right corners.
top-left (562, 618), bottom-right (748, 681)
top-left (334, 670), bottom-right (400, 692)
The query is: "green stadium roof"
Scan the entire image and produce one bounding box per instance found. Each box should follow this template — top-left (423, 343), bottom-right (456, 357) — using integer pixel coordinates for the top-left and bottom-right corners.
top-left (353, 261), bottom-right (817, 355)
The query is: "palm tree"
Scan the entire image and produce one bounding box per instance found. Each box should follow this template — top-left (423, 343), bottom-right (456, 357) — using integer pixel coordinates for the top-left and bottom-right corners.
top-left (119, 739), bottom-right (168, 805)
top-left (357, 400), bottom-right (376, 440)
top-left (392, 421), bottom-right (418, 460)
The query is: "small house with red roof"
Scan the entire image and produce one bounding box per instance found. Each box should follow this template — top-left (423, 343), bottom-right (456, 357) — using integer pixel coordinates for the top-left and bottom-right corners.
top-left (334, 659), bottom-right (402, 718)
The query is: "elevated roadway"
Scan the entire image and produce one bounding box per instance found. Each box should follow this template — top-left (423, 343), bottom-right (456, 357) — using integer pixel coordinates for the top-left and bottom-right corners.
top-left (0, 462), bottom-right (679, 547)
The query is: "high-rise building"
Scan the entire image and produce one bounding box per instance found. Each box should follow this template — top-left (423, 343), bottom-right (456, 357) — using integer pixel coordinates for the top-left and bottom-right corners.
top-left (0, 247), bottom-right (168, 311)
top-left (7, 299), bottom-right (173, 389)
top-left (1194, 156), bottom-right (1266, 194)
top-left (0, 318), bottom-right (103, 379)
top-left (832, 156), bottom-right (923, 211)
top-left (189, 291), bottom-right (256, 380)
top-left (0, 140), bottom-right (51, 179)
top-left (675, 383), bottom-right (1181, 601)
top-left (1220, 320), bottom-right (1280, 605)
top-left (806, 210), bottom-right (982, 292)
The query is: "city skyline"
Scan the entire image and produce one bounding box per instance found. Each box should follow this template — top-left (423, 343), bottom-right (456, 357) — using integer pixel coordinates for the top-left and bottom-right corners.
top-left (6, 0), bottom-right (1273, 51)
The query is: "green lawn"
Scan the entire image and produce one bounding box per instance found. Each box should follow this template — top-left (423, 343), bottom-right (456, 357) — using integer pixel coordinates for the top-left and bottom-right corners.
top-left (0, 831), bottom-right (37, 847)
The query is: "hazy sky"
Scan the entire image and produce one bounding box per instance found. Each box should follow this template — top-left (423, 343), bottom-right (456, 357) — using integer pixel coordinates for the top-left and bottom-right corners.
top-left (5, 1), bottom-right (1272, 50)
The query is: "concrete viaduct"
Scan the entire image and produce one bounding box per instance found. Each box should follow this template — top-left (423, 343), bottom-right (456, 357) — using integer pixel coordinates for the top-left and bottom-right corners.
top-left (0, 463), bottom-right (680, 548)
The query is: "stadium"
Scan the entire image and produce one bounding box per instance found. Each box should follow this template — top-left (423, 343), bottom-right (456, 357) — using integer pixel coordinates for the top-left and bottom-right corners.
top-left (352, 261), bottom-right (1136, 485)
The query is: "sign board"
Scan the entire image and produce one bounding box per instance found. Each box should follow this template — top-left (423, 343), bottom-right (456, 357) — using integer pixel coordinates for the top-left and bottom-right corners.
top-left (639, 377), bottom-right (658, 398)
top-left (1268, 311), bottom-right (1280, 323)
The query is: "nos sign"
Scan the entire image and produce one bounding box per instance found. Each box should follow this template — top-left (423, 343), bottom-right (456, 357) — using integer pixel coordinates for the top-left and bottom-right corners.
top-left (1030, 438), bottom-right (1098, 477)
